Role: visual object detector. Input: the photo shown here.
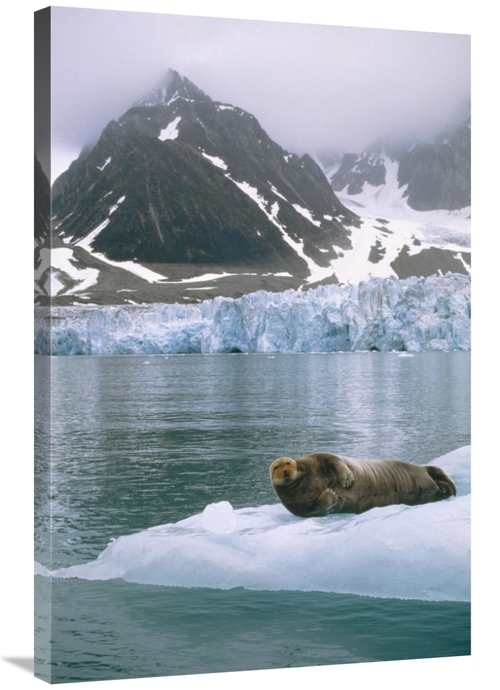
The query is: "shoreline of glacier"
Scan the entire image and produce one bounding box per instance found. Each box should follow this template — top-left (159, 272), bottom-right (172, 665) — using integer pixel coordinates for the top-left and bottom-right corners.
top-left (34, 273), bottom-right (470, 356)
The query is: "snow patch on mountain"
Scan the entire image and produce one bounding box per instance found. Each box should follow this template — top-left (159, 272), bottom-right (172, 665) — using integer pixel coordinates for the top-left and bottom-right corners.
top-left (76, 219), bottom-right (111, 251)
top-left (108, 196), bottom-right (126, 214)
top-left (292, 204), bottom-right (321, 227)
top-left (318, 153), bottom-right (471, 284)
top-left (97, 157), bottom-right (111, 171)
top-left (167, 271), bottom-right (258, 284)
top-left (268, 183), bottom-right (288, 201)
top-left (201, 152), bottom-right (228, 170)
top-left (226, 178), bottom-right (335, 284)
top-left (62, 217), bottom-right (168, 285)
top-left (88, 255), bottom-right (167, 283)
top-left (35, 248), bottom-right (100, 296)
top-left (159, 116), bottom-right (181, 141)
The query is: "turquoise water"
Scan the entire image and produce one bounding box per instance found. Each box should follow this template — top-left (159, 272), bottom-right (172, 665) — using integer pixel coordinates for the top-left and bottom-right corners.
top-left (34, 352), bottom-right (471, 683)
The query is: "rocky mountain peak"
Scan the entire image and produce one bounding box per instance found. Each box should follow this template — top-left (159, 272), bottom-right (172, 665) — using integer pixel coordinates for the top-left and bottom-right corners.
top-left (47, 69), bottom-right (359, 306)
top-left (134, 68), bottom-right (209, 108)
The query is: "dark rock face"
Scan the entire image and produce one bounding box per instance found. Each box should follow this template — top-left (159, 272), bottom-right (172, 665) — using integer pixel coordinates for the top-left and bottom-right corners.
top-left (390, 245), bottom-right (471, 279)
top-left (330, 152), bottom-right (387, 195)
top-left (327, 117), bottom-right (471, 212)
top-left (52, 70), bottom-right (356, 275)
top-left (368, 239), bottom-right (386, 264)
top-left (34, 153), bottom-right (50, 246)
top-left (397, 119), bottom-right (471, 211)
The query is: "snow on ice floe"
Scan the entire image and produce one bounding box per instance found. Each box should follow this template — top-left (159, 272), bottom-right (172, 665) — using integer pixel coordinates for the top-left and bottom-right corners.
top-left (35, 273), bottom-right (470, 355)
top-left (38, 447), bottom-right (470, 602)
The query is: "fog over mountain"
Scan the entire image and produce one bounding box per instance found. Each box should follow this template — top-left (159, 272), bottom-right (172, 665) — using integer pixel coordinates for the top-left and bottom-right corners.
top-left (36, 65), bottom-right (469, 307)
top-left (49, 7), bottom-right (470, 182)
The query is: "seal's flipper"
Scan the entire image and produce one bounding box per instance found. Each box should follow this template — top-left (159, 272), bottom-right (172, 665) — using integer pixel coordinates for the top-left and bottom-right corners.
top-left (315, 488), bottom-right (341, 514)
top-left (330, 456), bottom-right (355, 489)
top-left (311, 453), bottom-right (355, 489)
top-left (426, 465), bottom-right (457, 497)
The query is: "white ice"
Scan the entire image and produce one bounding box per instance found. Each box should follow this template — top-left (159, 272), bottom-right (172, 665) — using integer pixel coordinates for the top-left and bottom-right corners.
top-left (36, 273), bottom-right (470, 354)
top-left (40, 447), bottom-right (470, 602)
top-left (202, 501), bottom-right (238, 535)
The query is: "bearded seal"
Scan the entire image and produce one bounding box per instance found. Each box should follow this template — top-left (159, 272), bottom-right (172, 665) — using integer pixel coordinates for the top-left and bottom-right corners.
top-left (270, 452), bottom-right (457, 518)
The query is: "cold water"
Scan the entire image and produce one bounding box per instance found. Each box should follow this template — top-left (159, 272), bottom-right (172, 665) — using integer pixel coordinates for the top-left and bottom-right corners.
top-left (34, 352), bottom-right (471, 683)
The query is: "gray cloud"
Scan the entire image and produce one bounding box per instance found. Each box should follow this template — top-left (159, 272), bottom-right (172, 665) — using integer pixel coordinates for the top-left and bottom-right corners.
top-left (50, 7), bottom-right (470, 180)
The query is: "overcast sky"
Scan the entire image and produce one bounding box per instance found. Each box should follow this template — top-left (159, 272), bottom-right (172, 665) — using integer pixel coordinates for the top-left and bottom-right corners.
top-left (49, 6), bottom-right (470, 182)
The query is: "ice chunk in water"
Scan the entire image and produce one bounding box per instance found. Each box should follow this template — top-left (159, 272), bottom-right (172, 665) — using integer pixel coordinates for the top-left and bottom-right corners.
top-left (202, 501), bottom-right (238, 534)
top-left (37, 447), bottom-right (470, 602)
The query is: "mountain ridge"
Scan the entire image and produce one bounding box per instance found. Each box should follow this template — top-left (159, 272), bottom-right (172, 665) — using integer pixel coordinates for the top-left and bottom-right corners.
top-left (35, 70), bottom-right (470, 306)
top-left (326, 116), bottom-right (471, 212)
top-left (51, 69), bottom-right (356, 271)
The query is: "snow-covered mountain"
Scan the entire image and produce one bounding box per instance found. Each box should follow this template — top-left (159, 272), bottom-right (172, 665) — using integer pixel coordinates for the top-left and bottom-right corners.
top-left (39, 69), bottom-right (360, 306)
top-left (327, 117), bottom-right (470, 212)
top-left (319, 119), bottom-right (471, 284)
top-left (35, 71), bottom-right (471, 307)
top-left (34, 153), bottom-right (50, 247)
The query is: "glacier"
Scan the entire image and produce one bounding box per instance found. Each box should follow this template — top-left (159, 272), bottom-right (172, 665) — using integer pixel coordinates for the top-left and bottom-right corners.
top-left (35, 446), bottom-right (470, 602)
top-left (34, 273), bottom-right (470, 356)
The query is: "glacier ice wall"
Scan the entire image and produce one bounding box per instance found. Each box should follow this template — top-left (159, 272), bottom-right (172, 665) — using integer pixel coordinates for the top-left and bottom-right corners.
top-left (34, 274), bottom-right (470, 355)
top-left (37, 447), bottom-right (471, 601)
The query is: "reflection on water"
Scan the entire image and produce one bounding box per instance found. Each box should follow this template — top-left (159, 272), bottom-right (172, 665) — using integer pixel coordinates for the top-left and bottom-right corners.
top-left (35, 578), bottom-right (470, 684)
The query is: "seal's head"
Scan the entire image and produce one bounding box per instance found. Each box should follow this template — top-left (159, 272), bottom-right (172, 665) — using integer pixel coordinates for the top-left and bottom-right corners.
top-left (270, 457), bottom-right (299, 486)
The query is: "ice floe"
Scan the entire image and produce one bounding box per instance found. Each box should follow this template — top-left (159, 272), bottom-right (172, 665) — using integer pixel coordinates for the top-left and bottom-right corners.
top-left (38, 447), bottom-right (470, 602)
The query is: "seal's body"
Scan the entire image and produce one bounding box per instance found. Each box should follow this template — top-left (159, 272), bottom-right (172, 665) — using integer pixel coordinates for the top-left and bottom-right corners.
top-left (270, 452), bottom-right (456, 517)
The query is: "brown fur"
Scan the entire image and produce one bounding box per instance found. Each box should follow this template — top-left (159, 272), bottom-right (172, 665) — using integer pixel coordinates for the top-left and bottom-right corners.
top-left (270, 452), bottom-right (457, 517)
